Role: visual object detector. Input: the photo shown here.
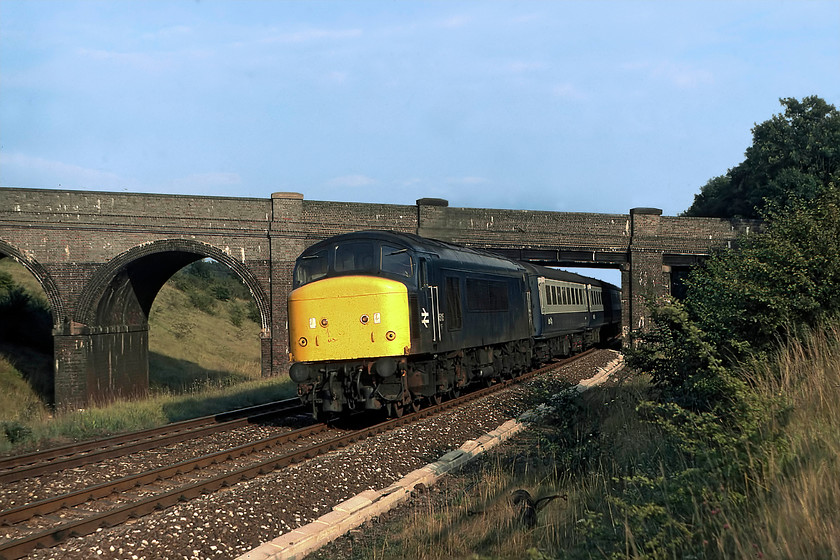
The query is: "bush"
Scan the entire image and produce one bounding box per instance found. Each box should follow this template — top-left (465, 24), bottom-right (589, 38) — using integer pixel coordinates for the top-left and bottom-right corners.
top-left (685, 184), bottom-right (840, 365)
top-left (187, 289), bottom-right (215, 314)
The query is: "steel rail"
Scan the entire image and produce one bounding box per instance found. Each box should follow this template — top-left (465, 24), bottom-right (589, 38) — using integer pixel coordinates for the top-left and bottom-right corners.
top-left (0, 351), bottom-right (593, 560)
top-left (0, 423), bottom-right (330, 526)
top-left (0, 398), bottom-right (305, 483)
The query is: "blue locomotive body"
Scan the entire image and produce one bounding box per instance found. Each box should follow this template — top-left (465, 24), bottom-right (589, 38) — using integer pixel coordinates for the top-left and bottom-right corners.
top-left (288, 230), bottom-right (621, 418)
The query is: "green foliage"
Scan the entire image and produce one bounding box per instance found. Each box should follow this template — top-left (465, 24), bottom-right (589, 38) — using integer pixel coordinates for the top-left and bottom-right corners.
top-left (187, 289), bottom-right (216, 314)
top-left (1, 420), bottom-right (33, 444)
top-left (246, 300), bottom-right (261, 324)
top-left (685, 184), bottom-right (840, 363)
top-left (625, 301), bottom-right (736, 413)
top-left (229, 301), bottom-right (245, 327)
top-left (0, 271), bottom-right (53, 351)
top-left (212, 283), bottom-right (231, 301)
top-left (169, 260), bottom-right (260, 320)
top-left (617, 110), bottom-right (840, 557)
top-left (684, 96), bottom-right (840, 218)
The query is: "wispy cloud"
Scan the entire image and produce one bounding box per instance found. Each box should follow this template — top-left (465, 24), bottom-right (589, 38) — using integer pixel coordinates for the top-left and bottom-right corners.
top-left (504, 60), bottom-right (548, 73)
top-left (258, 28), bottom-right (363, 45)
top-left (446, 176), bottom-right (488, 185)
top-left (624, 60), bottom-right (715, 89)
top-left (166, 172), bottom-right (242, 192)
top-left (141, 25), bottom-right (193, 41)
top-left (552, 83), bottom-right (586, 99)
top-left (76, 46), bottom-right (210, 74)
top-left (438, 15), bottom-right (471, 28)
top-left (0, 153), bottom-right (137, 190)
top-left (326, 174), bottom-right (378, 188)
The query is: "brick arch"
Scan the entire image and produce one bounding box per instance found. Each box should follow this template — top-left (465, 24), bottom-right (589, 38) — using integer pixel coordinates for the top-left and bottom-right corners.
top-left (0, 238), bottom-right (66, 326)
top-left (74, 239), bottom-right (270, 334)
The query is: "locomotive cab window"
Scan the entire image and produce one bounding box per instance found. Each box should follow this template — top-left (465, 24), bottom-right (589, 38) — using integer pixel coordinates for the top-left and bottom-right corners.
top-left (294, 250), bottom-right (328, 287)
top-left (381, 245), bottom-right (414, 278)
top-left (334, 242), bottom-right (376, 274)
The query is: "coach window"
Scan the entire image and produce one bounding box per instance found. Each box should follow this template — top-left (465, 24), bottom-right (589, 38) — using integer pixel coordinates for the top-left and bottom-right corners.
top-left (381, 244), bottom-right (414, 278)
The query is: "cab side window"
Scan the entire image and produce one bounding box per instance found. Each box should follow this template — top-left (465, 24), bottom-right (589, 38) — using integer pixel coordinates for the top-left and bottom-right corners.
top-left (381, 245), bottom-right (414, 277)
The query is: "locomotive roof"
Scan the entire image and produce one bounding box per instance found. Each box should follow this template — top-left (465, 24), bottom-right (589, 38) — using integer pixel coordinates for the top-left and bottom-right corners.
top-left (302, 230), bottom-right (525, 272)
top-left (301, 230), bottom-right (619, 290)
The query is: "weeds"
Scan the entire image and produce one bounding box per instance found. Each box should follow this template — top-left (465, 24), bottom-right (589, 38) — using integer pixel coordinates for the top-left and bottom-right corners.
top-left (341, 324), bottom-right (840, 559)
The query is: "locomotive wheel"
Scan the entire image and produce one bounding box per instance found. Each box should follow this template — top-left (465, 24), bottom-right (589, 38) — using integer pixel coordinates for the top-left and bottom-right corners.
top-left (429, 393), bottom-right (442, 406)
top-left (410, 399), bottom-right (421, 413)
top-left (390, 401), bottom-right (404, 418)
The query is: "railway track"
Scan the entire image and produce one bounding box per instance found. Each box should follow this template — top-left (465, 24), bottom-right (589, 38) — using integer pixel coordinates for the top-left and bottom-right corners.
top-left (0, 398), bottom-right (306, 483)
top-left (0, 352), bottom-right (593, 560)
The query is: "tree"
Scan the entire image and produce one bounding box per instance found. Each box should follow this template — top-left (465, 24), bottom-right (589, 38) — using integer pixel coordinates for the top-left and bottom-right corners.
top-left (684, 96), bottom-right (840, 218)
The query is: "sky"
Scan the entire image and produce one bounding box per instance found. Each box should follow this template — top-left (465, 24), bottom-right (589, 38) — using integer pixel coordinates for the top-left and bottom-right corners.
top-left (1, 0), bottom-right (839, 219)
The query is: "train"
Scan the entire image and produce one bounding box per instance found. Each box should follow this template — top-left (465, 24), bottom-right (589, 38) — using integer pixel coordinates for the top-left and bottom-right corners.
top-left (287, 230), bottom-right (621, 418)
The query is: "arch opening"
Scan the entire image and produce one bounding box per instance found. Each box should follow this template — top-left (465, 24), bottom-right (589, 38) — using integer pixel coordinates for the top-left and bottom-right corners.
top-left (148, 258), bottom-right (263, 394)
top-left (75, 240), bottom-right (271, 404)
top-left (0, 254), bottom-right (56, 409)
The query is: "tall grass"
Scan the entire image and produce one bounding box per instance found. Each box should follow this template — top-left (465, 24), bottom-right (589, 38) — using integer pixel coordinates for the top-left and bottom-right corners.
top-left (0, 373), bottom-right (296, 454)
top-left (349, 325), bottom-right (840, 559)
top-left (721, 325), bottom-right (840, 559)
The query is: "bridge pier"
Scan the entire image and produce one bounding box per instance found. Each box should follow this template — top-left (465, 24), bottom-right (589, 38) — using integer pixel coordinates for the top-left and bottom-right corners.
top-left (54, 324), bottom-right (149, 408)
top-left (626, 207), bottom-right (667, 335)
top-left (268, 192), bottom-right (308, 376)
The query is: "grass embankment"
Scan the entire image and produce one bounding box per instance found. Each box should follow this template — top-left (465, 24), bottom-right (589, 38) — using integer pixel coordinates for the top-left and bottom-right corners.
top-left (0, 259), bottom-right (294, 454)
top-left (347, 326), bottom-right (839, 559)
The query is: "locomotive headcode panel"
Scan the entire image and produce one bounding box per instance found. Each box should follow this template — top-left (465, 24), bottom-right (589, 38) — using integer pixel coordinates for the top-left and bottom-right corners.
top-left (287, 230), bottom-right (621, 419)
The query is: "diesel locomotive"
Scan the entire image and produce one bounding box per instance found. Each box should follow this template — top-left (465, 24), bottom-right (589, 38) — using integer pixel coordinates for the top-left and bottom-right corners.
top-left (287, 230), bottom-right (621, 418)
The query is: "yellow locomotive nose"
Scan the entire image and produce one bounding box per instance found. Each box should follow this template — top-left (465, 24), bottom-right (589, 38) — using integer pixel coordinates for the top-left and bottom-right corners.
top-left (288, 276), bottom-right (411, 363)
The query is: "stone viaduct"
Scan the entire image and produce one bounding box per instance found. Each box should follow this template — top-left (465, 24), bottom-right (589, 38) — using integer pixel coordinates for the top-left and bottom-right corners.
top-left (0, 187), bottom-right (758, 407)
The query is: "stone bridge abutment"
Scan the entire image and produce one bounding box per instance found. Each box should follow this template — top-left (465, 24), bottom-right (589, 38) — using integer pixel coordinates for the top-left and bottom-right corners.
top-left (0, 187), bottom-right (757, 407)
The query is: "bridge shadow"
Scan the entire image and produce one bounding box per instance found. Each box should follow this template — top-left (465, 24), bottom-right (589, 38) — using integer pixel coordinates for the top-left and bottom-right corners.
top-left (0, 286), bottom-right (55, 405)
top-left (151, 352), bottom-right (296, 422)
top-left (149, 351), bottom-right (253, 393)
top-left (0, 342), bottom-right (54, 406)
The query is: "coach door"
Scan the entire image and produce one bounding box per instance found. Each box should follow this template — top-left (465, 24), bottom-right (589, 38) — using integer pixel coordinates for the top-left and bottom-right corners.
top-left (418, 258), bottom-right (443, 345)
